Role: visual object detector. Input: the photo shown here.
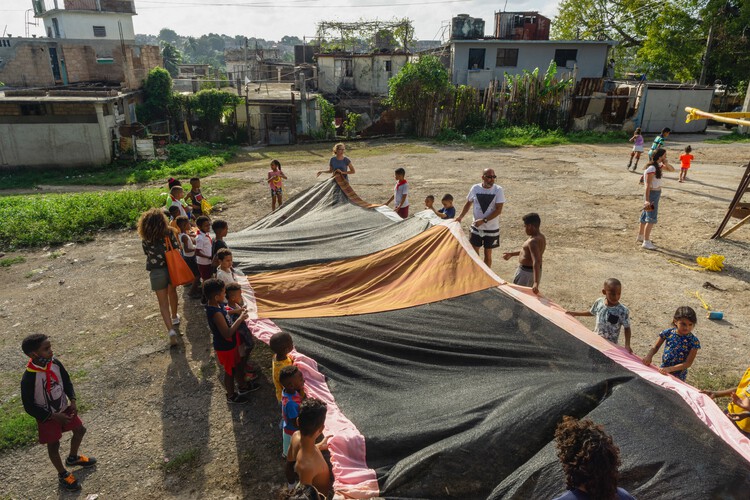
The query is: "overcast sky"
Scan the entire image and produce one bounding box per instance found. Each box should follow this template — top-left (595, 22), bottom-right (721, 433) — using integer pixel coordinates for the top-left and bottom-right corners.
top-left (2, 0), bottom-right (560, 41)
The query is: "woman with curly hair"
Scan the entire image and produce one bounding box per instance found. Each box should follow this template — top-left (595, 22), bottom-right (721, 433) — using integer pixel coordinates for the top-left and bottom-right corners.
top-left (138, 208), bottom-right (182, 346)
top-left (553, 416), bottom-right (635, 500)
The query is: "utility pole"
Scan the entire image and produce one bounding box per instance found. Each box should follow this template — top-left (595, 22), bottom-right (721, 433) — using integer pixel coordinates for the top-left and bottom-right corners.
top-left (699, 22), bottom-right (715, 86)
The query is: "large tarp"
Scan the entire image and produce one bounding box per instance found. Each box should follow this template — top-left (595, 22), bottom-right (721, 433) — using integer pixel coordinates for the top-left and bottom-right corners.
top-left (243, 222), bottom-right (750, 499)
top-left (225, 176), bottom-right (434, 273)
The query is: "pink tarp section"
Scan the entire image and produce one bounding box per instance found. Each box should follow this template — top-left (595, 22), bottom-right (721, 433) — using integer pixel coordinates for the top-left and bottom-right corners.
top-left (248, 318), bottom-right (380, 499)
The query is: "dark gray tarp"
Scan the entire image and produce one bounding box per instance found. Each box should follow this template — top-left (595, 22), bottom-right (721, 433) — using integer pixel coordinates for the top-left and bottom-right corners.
top-left (226, 178), bottom-right (433, 273)
top-left (275, 288), bottom-right (750, 499)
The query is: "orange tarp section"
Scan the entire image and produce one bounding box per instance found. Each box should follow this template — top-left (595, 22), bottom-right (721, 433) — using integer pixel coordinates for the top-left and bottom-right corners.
top-left (249, 225), bottom-right (501, 318)
top-left (332, 172), bottom-right (381, 209)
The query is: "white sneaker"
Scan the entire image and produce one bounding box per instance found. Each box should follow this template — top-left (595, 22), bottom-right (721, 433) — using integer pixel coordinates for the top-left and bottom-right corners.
top-left (171, 314), bottom-right (181, 326)
top-left (636, 235), bottom-right (644, 243)
top-left (642, 240), bottom-right (656, 250)
top-left (168, 329), bottom-right (178, 346)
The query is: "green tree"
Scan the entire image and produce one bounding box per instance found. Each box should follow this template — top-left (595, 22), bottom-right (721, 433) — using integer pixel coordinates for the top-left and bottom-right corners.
top-left (192, 89), bottom-right (241, 141)
top-left (161, 42), bottom-right (183, 77)
top-left (137, 67), bottom-right (173, 124)
top-left (386, 55), bottom-right (453, 136)
top-left (158, 28), bottom-right (180, 45)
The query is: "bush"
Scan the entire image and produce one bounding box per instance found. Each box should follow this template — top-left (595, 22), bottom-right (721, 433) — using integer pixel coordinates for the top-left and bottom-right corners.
top-left (0, 189), bottom-right (166, 249)
top-left (435, 124), bottom-right (627, 147)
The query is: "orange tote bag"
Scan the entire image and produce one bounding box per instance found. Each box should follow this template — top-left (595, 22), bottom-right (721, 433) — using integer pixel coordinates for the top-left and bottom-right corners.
top-left (164, 236), bottom-right (194, 286)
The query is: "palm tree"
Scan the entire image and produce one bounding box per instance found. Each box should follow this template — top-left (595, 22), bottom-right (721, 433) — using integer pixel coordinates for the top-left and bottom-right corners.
top-left (161, 42), bottom-right (182, 77)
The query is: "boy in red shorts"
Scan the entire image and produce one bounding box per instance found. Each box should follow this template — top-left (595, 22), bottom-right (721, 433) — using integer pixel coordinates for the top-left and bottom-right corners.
top-left (21, 334), bottom-right (97, 491)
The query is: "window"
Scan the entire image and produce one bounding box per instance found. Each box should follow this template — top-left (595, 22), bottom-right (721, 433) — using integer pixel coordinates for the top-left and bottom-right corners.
top-left (468, 48), bottom-right (486, 70)
top-left (385, 60), bottom-right (392, 72)
top-left (495, 48), bottom-right (519, 67)
top-left (554, 49), bottom-right (578, 68)
top-left (344, 59), bottom-right (353, 77)
top-left (21, 104), bottom-right (46, 116)
top-left (93, 26), bottom-right (106, 37)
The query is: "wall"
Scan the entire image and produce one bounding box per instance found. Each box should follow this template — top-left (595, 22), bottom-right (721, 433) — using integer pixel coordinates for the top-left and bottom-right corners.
top-left (451, 41), bottom-right (610, 88)
top-left (42, 11), bottom-right (135, 40)
top-left (352, 54), bottom-right (408, 95)
top-left (0, 39), bottom-right (57, 87)
top-left (0, 102), bottom-right (108, 168)
top-left (317, 57), bottom-right (337, 94)
top-left (639, 87), bottom-right (714, 133)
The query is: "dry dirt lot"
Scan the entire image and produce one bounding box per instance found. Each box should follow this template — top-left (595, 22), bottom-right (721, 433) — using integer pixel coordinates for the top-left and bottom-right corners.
top-left (1, 136), bottom-right (749, 498)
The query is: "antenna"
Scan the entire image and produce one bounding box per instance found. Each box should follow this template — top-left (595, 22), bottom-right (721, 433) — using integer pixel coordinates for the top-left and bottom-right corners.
top-left (503, 0), bottom-right (508, 12)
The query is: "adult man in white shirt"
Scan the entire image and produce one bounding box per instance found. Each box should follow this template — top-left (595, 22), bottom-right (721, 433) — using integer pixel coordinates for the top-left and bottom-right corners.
top-left (456, 168), bottom-right (506, 267)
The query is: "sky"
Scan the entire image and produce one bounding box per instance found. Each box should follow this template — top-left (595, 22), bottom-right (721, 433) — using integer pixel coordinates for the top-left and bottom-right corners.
top-left (2, 0), bottom-right (560, 41)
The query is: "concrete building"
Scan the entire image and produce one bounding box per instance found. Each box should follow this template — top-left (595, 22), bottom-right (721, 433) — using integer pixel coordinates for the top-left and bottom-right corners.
top-left (316, 52), bottom-right (409, 96)
top-left (32, 0), bottom-right (137, 41)
top-left (0, 88), bottom-right (140, 168)
top-left (449, 39), bottom-right (614, 89)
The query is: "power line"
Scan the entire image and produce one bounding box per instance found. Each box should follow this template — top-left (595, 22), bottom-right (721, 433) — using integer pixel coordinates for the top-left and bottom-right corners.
top-left (137, 0), bottom-right (470, 7)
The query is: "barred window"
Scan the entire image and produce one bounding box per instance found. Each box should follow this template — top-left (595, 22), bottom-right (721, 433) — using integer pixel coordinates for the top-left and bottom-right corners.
top-left (495, 48), bottom-right (519, 67)
top-left (93, 26), bottom-right (106, 37)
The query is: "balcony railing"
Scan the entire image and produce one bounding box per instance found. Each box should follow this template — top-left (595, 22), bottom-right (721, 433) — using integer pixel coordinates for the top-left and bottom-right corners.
top-left (33, 0), bottom-right (135, 15)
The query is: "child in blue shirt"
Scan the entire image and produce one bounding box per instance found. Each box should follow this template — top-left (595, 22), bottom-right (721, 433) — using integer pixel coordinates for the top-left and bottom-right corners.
top-left (642, 306), bottom-right (700, 381)
top-left (425, 194), bottom-right (456, 219)
top-left (280, 365), bottom-right (306, 458)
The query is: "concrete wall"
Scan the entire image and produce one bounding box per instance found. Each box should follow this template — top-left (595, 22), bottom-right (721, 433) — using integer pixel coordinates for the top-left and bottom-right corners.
top-left (451, 42), bottom-right (610, 88)
top-left (639, 88), bottom-right (714, 134)
top-left (43, 11), bottom-right (135, 40)
top-left (0, 39), bottom-right (57, 87)
top-left (317, 57), bottom-right (337, 94)
top-left (352, 54), bottom-right (408, 95)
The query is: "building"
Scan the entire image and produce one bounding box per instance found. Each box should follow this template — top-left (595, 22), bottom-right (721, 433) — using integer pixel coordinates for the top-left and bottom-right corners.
top-left (450, 39), bottom-right (615, 88)
top-left (0, 0), bottom-right (160, 89)
top-left (316, 52), bottom-right (409, 96)
top-left (0, 88), bottom-right (141, 168)
top-left (493, 11), bottom-right (550, 40)
top-left (225, 47), bottom-right (295, 85)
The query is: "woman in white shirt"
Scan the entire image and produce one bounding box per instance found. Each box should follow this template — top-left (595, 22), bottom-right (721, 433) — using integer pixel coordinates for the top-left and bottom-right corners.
top-left (637, 148), bottom-right (674, 250)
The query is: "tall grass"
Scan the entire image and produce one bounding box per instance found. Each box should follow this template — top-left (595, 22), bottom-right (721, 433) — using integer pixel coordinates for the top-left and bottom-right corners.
top-left (704, 131), bottom-right (750, 144)
top-left (0, 189), bottom-right (165, 249)
top-left (435, 125), bottom-right (627, 147)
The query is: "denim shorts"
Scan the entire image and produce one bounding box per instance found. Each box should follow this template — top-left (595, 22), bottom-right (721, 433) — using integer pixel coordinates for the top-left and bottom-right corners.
top-left (149, 267), bottom-right (170, 291)
top-left (639, 189), bottom-right (662, 224)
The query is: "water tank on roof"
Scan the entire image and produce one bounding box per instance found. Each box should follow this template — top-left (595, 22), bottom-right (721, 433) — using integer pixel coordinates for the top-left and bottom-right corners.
top-left (451, 15), bottom-right (485, 40)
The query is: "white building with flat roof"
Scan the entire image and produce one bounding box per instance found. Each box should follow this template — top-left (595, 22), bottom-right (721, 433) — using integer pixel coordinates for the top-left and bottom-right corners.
top-left (32, 0), bottom-right (136, 41)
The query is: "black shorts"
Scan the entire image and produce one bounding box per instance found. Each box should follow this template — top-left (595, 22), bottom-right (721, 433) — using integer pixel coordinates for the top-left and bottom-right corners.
top-left (183, 255), bottom-right (200, 277)
top-left (469, 231), bottom-right (500, 249)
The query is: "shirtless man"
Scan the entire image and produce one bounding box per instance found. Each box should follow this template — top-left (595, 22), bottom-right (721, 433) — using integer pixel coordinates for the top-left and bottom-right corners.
top-left (502, 213), bottom-right (546, 294)
top-left (295, 398), bottom-right (331, 496)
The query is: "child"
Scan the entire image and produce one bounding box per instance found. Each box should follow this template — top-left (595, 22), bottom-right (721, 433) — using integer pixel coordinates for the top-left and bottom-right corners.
top-left (642, 306), bottom-right (700, 381)
top-left (295, 398), bottom-right (332, 496)
top-left (20, 334), bottom-right (97, 491)
top-left (225, 282), bottom-right (260, 383)
top-left (194, 216), bottom-right (213, 286)
top-left (285, 423), bottom-right (330, 492)
top-left (268, 160), bottom-right (288, 211)
top-left (648, 127), bottom-right (671, 160)
top-left (679, 145), bottom-right (694, 183)
top-left (185, 177), bottom-right (205, 217)
top-left (203, 278), bottom-right (253, 404)
top-left (701, 366), bottom-right (750, 435)
top-left (566, 278), bottom-right (632, 353)
top-left (502, 213), bottom-right (546, 295)
top-left (385, 167), bottom-right (409, 219)
top-left (167, 177), bottom-right (181, 190)
top-left (176, 216), bottom-right (201, 298)
top-left (270, 331), bottom-right (296, 403)
top-left (168, 185), bottom-right (189, 218)
top-left (211, 219), bottom-right (229, 270)
top-left (215, 248), bottom-right (241, 286)
top-left (167, 205), bottom-right (181, 231)
top-left (280, 365), bottom-right (306, 458)
top-left (425, 194), bottom-right (455, 219)
top-left (627, 127), bottom-right (644, 171)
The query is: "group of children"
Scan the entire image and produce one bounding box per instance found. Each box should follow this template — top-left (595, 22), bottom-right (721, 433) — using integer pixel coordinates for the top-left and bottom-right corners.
top-left (627, 127), bottom-right (695, 182)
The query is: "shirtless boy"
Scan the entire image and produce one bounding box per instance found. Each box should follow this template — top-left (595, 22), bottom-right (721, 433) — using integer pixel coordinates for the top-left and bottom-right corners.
top-left (295, 398), bottom-right (331, 496)
top-left (502, 213), bottom-right (546, 294)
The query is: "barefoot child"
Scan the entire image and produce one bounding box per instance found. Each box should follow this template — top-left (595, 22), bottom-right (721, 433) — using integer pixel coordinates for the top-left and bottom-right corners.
top-left (385, 167), bottom-right (409, 219)
top-left (295, 398), bottom-right (332, 496)
top-left (679, 145), bottom-right (694, 182)
top-left (285, 422), bottom-right (330, 492)
top-left (627, 127), bottom-right (644, 171)
top-left (268, 160), bottom-right (288, 211)
top-left (21, 334), bottom-right (97, 491)
top-left (425, 194), bottom-right (456, 219)
top-left (567, 278), bottom-right (632, 353)
top-left (203, 278), bottom-right (252, 404)
top-left (642, 306), bottom-right (700, 381)
top-left (281, 365), bottom-right (306, 458)
top-left (502, 213), bottom-right (546, 294)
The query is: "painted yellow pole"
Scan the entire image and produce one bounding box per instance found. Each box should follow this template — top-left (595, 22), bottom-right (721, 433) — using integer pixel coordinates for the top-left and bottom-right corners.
top-left (685, 106), bottom-right (750, 127)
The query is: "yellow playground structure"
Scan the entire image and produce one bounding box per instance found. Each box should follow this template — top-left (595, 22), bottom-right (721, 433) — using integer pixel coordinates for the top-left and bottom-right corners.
top-left (685, 106), bottom-right (750, 128)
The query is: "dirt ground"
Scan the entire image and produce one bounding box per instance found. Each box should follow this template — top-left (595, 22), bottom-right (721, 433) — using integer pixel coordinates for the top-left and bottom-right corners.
top-left (1, 133), bottom-right (750, 499)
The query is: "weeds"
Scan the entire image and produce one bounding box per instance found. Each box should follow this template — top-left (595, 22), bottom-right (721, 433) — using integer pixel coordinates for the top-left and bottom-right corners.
top-left (162, 448), bottom-right (200, 472)
top-left (688, 367), bottom-right (741, 409)
top-left (704, 131), bottom-right (750, 144)
top-left (0, 256), bottom-right (25, 267)
top-left (0, 189), bottom-right (165, 249)
top-left (0, 397), bottom-right (37, 451)
top-left (435, 125), bottom-right (627, 147)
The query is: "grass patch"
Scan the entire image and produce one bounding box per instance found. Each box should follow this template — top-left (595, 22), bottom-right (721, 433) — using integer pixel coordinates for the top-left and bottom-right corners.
top-left (688, 367), bottom-right (741, 409)
top-left (0, 188), bottom-right (166, 249)
top-left (0, 256), bottom-right (25, 267)
top-left (435, 125), bottom-right (627, 148)
top-left (0, 396), bottom-right (37, 451)
top-left (162, 448), bottom-right (200, 472)
top-left (0, 144), bottom-right (234, 189)
top-left (704, 131), bottom-right (750, 143)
